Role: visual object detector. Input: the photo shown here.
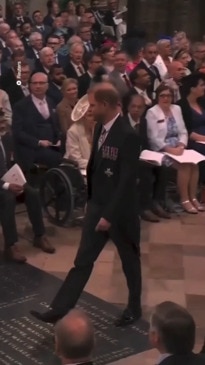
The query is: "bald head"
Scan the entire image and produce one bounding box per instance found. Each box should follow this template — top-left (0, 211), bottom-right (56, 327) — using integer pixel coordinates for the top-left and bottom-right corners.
top-left (55, 310), bottom-right (94, 361)
top-left (168, 61), bottom-right (185, 80)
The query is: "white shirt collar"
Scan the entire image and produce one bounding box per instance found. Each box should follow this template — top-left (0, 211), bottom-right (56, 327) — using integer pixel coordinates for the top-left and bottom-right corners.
top-left (103, 113), bottom-right (120, 133)
top-left (71, 61), bottom-right (82, 69)
top-left (157, 353), bottom-right (172, 364)
top-left (87, 71), bottom-right (93, 78)
top-left (142, 58), bottom-right (153, 68)
top-left (128, 113), bottom-right (139, 128)
top-left (31, 94), bottom-right (46, 104)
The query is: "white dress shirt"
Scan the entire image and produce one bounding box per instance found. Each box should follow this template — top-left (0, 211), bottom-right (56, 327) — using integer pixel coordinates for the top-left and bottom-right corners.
top-left (116, 21), bottom-right (127, 44)
top-left (31, 94), bottom-right (50, 119)
top-left (21, 84), bottom-right (30, 96)
top-left (128, 113), bottom-right (139, 129)
top-left (32, 48), bottom-right (39, 58)
top-left (0, 38), bottom-right (5, 47)
top-left (134, 86), bottom-right (152, 106)
top-left (157, 353), bottom-right (171, 364)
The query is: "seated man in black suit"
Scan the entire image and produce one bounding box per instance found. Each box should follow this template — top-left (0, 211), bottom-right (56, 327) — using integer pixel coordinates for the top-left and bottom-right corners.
top-left (26, 32), bottom-right (43, 61)
top-left (43, 0), bottom-right (60, 27)
top-left (47, 64), bottom-right (65, 106)
top-left (78, 51), bottom-right (102, 98)
top-left (138, 42), bottom-right (161, 97)
top-left (124, 93), bottom-right (169, 222)
top-left (55, 310), bottom-right (94, 365)
top-left (12, 72), bottom-right (63, 171)
top-left (32, 10), bottom-right (52, 44)
top-left (0, 111), bottom-right (55, 263)
top-left (128, 66), bottom-right (153, 107)
top-left (4, 61), bottom-right (31, 106)
top-left (9, 2), bottom-right (32, 30)
top-left (35, 46), bottom-right (55, 74)
top-left (46, 34), bottom-right (68, 69)
top-left (78, 22), bottom-right (96, 55)
top-left (149, 301), bottom-right (205, 365)
top-left (65, 43), bottom-right (86, 79)
top-left (0, 44), bottom-right (9, 78)
top-left (20, 21), bottom-right (32, 49)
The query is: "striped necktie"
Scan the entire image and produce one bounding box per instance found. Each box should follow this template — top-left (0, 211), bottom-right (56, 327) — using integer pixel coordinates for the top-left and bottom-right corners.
top-left (98, 127), bottom-right (107, 150)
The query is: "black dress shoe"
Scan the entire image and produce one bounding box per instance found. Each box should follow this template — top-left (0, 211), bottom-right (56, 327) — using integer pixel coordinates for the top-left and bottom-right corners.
top-left (141, 210), bottom-right (160, 223)
top-left (30, 309), bottom-right (63, 324)
top-left (114, 308), bottom-right (142, 327)
top-left (152, 204), bottom-right (171, 219)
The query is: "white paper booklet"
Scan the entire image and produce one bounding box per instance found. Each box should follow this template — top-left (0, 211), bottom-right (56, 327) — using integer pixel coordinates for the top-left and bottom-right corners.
top-left (165, 149), bottom-right (205, 164)
top-left (196, 141), bottom-right (205, 144)
top-left (139, 150), bottom-right (164, 166)
top-left (2, 163), bottom-right (27, 186)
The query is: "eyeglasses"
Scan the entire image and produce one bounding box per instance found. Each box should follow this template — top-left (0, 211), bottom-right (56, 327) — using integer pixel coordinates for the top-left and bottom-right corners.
top-left (30, 82), bottom-right (48, 85)
top-left (159, 94), bottom-right (172, 98)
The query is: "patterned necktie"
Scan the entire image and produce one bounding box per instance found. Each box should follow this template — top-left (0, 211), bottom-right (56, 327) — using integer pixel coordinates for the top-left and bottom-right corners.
top-left (98, 127), bottom-right (107, 150)
top-left (0, 140), bottom-right (7, 176)
top-left (77, 65), bottom-right (84, 75)
top-left (122, 74), bottom-right (131, 88)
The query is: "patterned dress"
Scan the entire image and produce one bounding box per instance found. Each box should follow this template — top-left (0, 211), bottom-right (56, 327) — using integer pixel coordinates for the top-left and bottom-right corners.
top-left (163, 115), bottom-right (179, 167)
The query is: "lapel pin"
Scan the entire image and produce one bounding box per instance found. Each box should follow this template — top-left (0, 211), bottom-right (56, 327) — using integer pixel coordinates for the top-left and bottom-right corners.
top-left (104, 168), bottom-right (113, 177)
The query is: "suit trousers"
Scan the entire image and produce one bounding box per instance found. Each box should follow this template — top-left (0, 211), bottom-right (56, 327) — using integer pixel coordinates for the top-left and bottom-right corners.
top-left (0, 185), bottom-right (45, 249)
top-left (51, 202), bottom-right (141, 314)
top-left (139, 162), bottom-right (168, 211)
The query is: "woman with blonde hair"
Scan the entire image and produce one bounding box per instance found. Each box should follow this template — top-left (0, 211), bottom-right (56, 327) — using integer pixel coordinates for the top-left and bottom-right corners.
top-left (56, 78), bottom-right (78, 137)
top-left (64, 106), bottom-right (95, 170)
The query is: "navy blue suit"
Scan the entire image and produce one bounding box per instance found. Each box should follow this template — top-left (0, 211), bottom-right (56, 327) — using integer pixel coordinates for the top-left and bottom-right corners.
top-left (46, 82), bottom-right (62, 106)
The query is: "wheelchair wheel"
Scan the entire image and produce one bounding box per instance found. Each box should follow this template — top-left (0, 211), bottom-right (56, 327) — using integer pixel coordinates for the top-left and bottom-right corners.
top-left (40, 168), bottom-right (74, 226)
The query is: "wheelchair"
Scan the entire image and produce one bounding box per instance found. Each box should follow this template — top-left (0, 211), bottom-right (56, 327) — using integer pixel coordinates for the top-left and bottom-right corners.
top-left (39, 159), bottom-right (87, 226)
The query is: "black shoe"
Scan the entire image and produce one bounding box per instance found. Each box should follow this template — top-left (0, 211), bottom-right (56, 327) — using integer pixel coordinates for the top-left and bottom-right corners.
top-left (141, 210), bottom-right (160, 223)
top-left (152, 204), bottom-right (171, 219)
top-left (30, 309), bottom-right (63, 324)
top-left (114, 308), bottom-right (142, 327)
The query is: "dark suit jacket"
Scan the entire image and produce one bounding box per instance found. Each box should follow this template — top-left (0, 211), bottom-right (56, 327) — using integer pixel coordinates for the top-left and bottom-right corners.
top-left (46, 82), bottom-right (62, 106)
top-left (2, 47), bottom-right (12, 62)
top-left (33, 25), bottom-right (52, 43)
top-left (78, 72), bottom-right (92, 98)
top-left (56, 53), bottom-right (68, 70)
top-left (160, 353), bottom-right (205, 365)
top-left (64, 62), bottom-right (86, 79)
top-left (124, 115), bottom-right (149, 151)
top-left (34, 60), bottom-right (50, 75)
top-left (9, 16), bottom-right (32, 29)
top-left (26, 47), bottom-right (39, 61)
top-left (12, 95), bottom-right (60, 169)
top-left (0, 132), bottom-right (13, 188)
top-left (87, 115), bottom-right (140, 224)
top-left (43, 14), bottom-right (54, 27)
top-left (0, 69), bottom-right (16, 93)
top-left (0, 63), bottom-right (9, 79)
top-left (21, 36), bottom-right (30, 49)
top-left (137, 60), bottom-right (161, 94)
top-left (103, 10), bottom-right (116, 29)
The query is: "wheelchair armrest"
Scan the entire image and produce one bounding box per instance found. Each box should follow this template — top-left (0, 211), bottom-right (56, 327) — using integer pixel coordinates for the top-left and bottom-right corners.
top-left (61, 158), bottom-right (79, 168)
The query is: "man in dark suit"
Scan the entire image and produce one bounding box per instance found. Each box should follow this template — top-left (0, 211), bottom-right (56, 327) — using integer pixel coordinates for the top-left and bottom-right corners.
top-left (65, 43), bottom-right (86, 79)
top-left (0, 44), bottom-right (9, 78)
top-left (55, 309), bottom-right (94, 365)
top-left (149, 301), bottom-right (205, 365)
top-left (20, 21), bottom-right (32, 49)
top-left (47, 64), bottom-right (65, 106)
top-left (35, 46), bottom-right (55, 75)
top-left (128, 66), bottom-right (153, 107)
top-left (43, 0), bottom-right (59, 27)
top-left (103, 0), bottom-right (118, 32)
top-left (31, 82), bottom-right (142, 327)
top-left (78, 23), bottom-right (97, 56)
top-left (9, 2), bottom-right (32, 30)
top-left (123, 93), bottom-right (170, 222)
top-left (138, 42), bottom-right (161, 96)
top-left (32, 10), bottom-right (52, 44)
top-left (4, 61), bottom-right (31, 106)
top-left (109, 50), bottom-right (131, 98)
top-left (12, 72), bottom-right (63, 171)
top-left (0, 111), bottom-right (55, 263)
top-left (78, 51), bottom-right (102, 98)
top-left (26, 32), bottom-right (43, 61)
top-left (46, 34), bottom-right (68, 69)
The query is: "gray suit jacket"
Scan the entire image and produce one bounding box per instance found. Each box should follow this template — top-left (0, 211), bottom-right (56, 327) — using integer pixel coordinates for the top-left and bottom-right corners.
top-left (109, 70), bottom-right (130, 98)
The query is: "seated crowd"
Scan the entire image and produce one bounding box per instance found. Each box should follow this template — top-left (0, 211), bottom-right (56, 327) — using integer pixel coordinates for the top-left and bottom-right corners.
top-left (55, 302), bottom-right (205, 365)
top-left (0, 2), bottom-right (205, 251)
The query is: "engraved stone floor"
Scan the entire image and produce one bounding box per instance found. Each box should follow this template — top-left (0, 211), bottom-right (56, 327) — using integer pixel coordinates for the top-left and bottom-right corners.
top-left (1, 207), bottom-right (205, 364)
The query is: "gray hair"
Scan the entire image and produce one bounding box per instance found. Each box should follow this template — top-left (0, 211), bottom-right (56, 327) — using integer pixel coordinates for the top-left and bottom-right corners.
top-left (29, 32), bottom-right (42, 43)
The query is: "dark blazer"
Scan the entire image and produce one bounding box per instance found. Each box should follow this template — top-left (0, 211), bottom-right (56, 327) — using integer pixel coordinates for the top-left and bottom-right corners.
top-left (0, 63), bottom-right (9, 78)
top-left (103, 10), bottom-right (116, 29)
top-left (78, 72), bottom-right (92, 98)
top-left (21, 36), bottom-right (30, 49)
top-left (12, 95), bottom-right (60, 169)
top-left (33, 25), bottom-right (52, 43)
top-left (43, 14), bottom-right (54, 27)
top-left (160, 353), bottom-right (205, 365)
top-left (56, 53), bottom-right (68, 70)
top-left (2, 47), bottom-right (12, 62)
top-left (9, 16), bottom-right (32, 29)
top-left (87, 115), bottom-right (140, 223)
top-left (0, 69), bottom-right (16, 93)
top-left (64, 62), bottom-right (86, 79)
top-left (0, 132), bottom-right (13, 188)
top-left (34, 60), bottom-right (50, 75)
top-left (26, 47), bottom-right (39, 61)
top-left (124, 115), bottom-right (149, 151)
top-left (138, 60), bottom-right (161, 94)
top-left (46, 82), bottom-right (62, 106)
